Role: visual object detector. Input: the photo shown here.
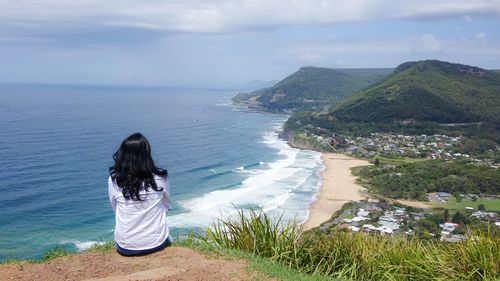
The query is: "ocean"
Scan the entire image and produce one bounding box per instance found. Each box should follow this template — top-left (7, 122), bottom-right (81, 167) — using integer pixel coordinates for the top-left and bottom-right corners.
top-left (0, 84), bottom-right (323, 260)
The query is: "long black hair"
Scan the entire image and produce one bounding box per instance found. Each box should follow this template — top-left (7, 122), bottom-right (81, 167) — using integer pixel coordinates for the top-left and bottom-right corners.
top-left (109, 132), bottom-right (167, 200)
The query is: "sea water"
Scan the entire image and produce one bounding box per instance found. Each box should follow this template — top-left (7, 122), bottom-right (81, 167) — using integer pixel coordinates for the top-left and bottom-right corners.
top-left (0, 84), bottom-right (323, 260)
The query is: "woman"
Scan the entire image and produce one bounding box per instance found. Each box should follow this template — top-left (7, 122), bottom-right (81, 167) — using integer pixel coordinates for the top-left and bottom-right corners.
top-left (108, 132), bottom-right (172, 256)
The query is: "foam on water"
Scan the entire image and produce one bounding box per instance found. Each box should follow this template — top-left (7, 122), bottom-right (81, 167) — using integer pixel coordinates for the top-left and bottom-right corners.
top-left (58, 240), bottom-right (106, 251)
top-left (238, 169), bottom-right (261, 175)
top-left (74, 241), bottom-right (106, 251)
top-left (168, 124), bottom-right (323, 228)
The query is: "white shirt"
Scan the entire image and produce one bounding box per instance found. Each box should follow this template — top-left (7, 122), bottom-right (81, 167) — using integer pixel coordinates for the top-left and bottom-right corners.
top-left (108, 175), bottom-right (171, 250)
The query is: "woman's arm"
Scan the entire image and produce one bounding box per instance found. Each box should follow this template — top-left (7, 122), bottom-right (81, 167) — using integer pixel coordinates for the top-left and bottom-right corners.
top-left (108, 177), bottom-right (117, 213)
top-left (162, 177), bottom-right (172, 211)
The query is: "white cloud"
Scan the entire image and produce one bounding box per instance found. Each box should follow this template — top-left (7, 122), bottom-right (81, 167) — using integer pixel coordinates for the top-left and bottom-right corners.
top-left (477, 32), bottom-right (486, 41)
top-left (418, 34), bottom-right (443, 53)
top-left (0, 0), bottom-right (499, 34)
top-left (463, 14), bottom-right (473, 22)
top-left (280, 35), bottom-right (500, 71)
top-left (298, 52), bottom-right (323, 63)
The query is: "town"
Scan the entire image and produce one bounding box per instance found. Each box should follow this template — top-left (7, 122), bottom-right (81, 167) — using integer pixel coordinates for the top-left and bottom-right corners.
top-left (301, 124), bottom-right (497, 165)
top-left (318, 201), bottom-right (500, 242)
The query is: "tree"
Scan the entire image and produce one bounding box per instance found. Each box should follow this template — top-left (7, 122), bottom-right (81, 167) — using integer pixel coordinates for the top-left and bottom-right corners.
top-left (374, 158), bottom-right (380, 166)
top-left (451, 211), bottom-right (466, 225)
top-left (477, 203), bottom-right (486, 211)
top-left (443, 209), bottom-right (450, 222)
top-left (415, 219), bottom-right (441, 240)
top-left (428, 213), bottom-right (445, 225)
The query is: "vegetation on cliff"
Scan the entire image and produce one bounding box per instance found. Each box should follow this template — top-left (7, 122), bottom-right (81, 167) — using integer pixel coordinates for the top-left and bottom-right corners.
top-left (283, 61), bottom-right (500, 156)
top-left (355, 159), bottom-right (500, 201)
top-left (233, 67), bottom-right (391, 112)
top-left (330, 60), bottom-right (500, 125)
top-left (202, 210), bottom-right (499, 281)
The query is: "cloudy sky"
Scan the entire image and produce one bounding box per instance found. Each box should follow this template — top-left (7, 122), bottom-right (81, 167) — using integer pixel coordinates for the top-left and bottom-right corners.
top-left (1, 0), bottom-right (499, 87)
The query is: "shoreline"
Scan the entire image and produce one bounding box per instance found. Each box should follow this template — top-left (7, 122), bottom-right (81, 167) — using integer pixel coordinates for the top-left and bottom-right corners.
top-left (302, 153), bottom-right (371, 230)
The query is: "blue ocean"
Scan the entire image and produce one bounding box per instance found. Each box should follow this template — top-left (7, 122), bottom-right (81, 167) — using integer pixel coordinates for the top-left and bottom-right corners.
top-left (0, 84), bottom-right (323, 260)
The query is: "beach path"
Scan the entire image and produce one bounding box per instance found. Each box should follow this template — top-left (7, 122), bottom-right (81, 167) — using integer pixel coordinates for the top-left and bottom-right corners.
top-left (302, 153), bottom-right (371, 230)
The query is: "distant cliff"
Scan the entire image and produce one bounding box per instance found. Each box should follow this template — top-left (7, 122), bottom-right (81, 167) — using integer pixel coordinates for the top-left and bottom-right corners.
top-left (233, 66), bottom-right (392, 112)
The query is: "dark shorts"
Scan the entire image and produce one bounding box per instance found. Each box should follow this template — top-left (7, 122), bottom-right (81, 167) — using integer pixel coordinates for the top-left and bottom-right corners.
top-left (115, 235), bottom-right (173, 256)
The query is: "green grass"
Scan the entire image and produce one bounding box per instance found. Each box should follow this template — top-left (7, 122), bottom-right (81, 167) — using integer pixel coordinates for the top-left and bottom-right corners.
top-left (84, 241), bottom-right (115, 253)
top-left (3, 209), bottom-right (499, 280)
top-left (39, 247), bottom-right (73, 262)
top-left (240, 66), bottom-right (392, 111)
top-left (201, 209), bottom-right (500, 281)
top-left (178, 239), bottom-right (341, 281)
top-left (353, 159), bottom-right (500, 201)
top-left (369, 155), bottom-right (425, 166)
top-left (1, 235), bottom-right (336, 281)
top-left (430, 198), bottom-right (500, 211)
top-left (331, 60), bottom-right (500, 125)
top-left (0, 247), bottom-right (74, 265)
top-left (290, 131), bottom-right (335, 152)
top-left (0, 241), bottom-right (115, 265)
top-left (38, 241), bottom-right (116, 262)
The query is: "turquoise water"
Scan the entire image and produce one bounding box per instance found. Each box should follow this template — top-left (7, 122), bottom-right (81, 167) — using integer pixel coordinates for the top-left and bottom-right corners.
top-left (0, 84), bottom-right (323, 260)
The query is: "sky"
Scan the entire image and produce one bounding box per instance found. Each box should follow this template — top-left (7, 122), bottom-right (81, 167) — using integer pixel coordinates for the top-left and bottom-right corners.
top-left (1, 0), bottom-right (500, 87)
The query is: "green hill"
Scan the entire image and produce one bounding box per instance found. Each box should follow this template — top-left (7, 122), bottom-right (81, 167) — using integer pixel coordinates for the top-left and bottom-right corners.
top-left (233, 66), bottom-right (392, 111)
top-left (330, 60), bottom-right (500, 124)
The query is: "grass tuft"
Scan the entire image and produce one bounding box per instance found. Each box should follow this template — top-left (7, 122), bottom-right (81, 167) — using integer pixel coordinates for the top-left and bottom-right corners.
top-left (202, 209), bottom-right (500, 281)
top-left (39, 247), bottom-right (73, 262)
top-left (84, 241), bottom-right (115, 253)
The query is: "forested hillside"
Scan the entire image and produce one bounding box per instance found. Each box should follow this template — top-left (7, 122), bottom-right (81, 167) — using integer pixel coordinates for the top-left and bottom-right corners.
top-left (233, 66), bottom-right (391, 111)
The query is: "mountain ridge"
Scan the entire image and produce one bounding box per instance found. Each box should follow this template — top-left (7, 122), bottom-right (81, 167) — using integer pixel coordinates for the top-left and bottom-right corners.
top-left (232, 66), bottom-right (392, 112)
top-left (329, 60), bottom-right (500, 125)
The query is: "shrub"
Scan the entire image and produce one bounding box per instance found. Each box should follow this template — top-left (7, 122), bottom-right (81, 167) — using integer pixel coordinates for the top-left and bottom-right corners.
top-left (202, 210), bottom-right (500, 280)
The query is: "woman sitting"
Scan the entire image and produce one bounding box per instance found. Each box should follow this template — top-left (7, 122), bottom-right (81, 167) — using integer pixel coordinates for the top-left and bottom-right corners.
top-left (108, 132), bottom-right (172, 256)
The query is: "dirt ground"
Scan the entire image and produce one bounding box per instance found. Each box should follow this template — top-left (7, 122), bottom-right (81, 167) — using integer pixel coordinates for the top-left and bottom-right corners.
top-left (395, 199), bottom-right (432, 209)
top-left (0, 247), bottom-right (268, 281)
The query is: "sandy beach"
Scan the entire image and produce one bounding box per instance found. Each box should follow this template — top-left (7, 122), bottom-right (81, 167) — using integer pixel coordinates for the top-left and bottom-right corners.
top-left (302, 153), bottom-right (371, 230)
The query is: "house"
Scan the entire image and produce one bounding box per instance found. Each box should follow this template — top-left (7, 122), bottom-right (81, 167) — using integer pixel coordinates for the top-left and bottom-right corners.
top-left (342, 218), bottom-right (353, 224)
top-left (379, 220), bottom-right (400, 231)
top-left (379, 216), bottom-right (398, 223)
top-left (352, 216), bottom-right (369, 222)
top-left (410, 212), bottom-right (425, 220)
top-left (357, 209), bottom-right (370, 217)
top-left (362, 224), bottom-right (376, 233)
top-left (394, 209), bottom-right (406, 218)
top-left (427, 192), bottom-right (441, 202)
top-left (440, 222), bottom-right (459, 235)
top-left (337, 223), bottom-right (351, 231)
top-left (378, 226), bottom-right (394, 235)
top-left (437, 192), bottom-right (452, 198)
top-left (348, 146), bottom-right (359, 152)
top-left (471, 211), bottom-right (487, 219)
top-left (350, 226), bottom-right (360, 232)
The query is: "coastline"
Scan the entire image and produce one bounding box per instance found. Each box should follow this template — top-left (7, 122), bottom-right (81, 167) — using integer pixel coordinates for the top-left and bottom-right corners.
top-left (302, 153), bottom-right (371, 230)
top-left (232, 102), bottom-right (372, 230)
